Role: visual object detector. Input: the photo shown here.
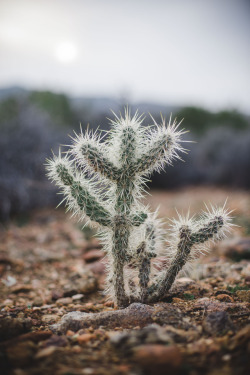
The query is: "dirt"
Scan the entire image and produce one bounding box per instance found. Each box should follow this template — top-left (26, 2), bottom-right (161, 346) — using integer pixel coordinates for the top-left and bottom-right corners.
top-left (0, 188), bottom-right (249, 375)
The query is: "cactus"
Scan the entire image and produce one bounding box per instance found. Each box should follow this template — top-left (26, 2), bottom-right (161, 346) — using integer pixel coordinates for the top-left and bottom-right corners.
top-left (46, 109), bottom-right (232, 307)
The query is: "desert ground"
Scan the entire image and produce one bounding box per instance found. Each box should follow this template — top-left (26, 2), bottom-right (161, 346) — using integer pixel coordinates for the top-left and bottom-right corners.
top-left (0, 187), bottom-right (249, 375)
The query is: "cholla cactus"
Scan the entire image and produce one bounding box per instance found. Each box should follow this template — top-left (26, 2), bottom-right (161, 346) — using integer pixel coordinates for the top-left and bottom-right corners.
top-left (46, 110), bottom-right (232, 307)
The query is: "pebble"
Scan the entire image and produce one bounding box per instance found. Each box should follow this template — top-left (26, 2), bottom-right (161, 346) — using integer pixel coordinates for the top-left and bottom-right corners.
top-left (72, 293), bottom-right (84, 301)
top-left (42, 314), bottom-right (59, 323)
top-left (110, 324), bottom-right (174, 352)
top-left (133, 344), bottom-right (182, 374)
top-left (172, 298), bottom-right (183, 303)
top-left (63, 275), bottom-right (97, 296)
top-left (66, 330), bottom-right (75, 336)
top-left (56, 297), bottom-right (73, 306)
top-left (203, 311), bottom-right (234, 336)
top-left (35, 346), bottom-right (56, 359)
top-left (215, 294), bottom-right (234, 303)
top-left (77, 333), bottom-right (95, 344)
top-left (33, 297), bottom-right (44, 307)
top-left (43, 334), bottom-right (68, 347)
top-left (51, 289), bottom-right (64, 300)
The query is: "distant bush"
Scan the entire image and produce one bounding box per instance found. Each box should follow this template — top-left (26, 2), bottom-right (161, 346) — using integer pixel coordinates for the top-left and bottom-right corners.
top-left (0, 102), bottom-right (66, 220)
top-left (29, 91), bottom-right (76, 127)
top-left (175, 107), bottom-right (249, 135)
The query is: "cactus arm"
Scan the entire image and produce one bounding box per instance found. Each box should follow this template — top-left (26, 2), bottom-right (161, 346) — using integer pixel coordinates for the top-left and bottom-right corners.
top-left (136, 133), bottom-right (174, 174)
top-left (50, 161), bottom-right (111, 227)
top-left (134, 120), bottom-right (184, 175)
top-left (70, 182), bottom-right (111, 226)
top-left (136, 241), bottom-right (157, 303)
top-left (73, 141), bottom-right (120, 181)
top-left (148, 214), bottom-right (229, 302)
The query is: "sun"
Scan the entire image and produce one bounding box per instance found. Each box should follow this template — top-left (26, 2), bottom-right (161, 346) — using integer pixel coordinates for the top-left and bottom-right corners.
top-left (55, 42), bottom-right (78, 64)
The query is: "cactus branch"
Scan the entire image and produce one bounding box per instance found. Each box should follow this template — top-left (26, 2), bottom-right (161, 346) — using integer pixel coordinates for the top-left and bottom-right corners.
top-left (72, 137), bottom-right (120, 181)
top-left (148, 210), bottom-right (231, 303)
top-left (46, 156), bottom-right (111, 227)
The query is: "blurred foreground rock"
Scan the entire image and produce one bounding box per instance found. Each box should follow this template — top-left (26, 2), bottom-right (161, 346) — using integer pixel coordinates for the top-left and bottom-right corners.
top-left (50, 302), bottom-right (191, 334)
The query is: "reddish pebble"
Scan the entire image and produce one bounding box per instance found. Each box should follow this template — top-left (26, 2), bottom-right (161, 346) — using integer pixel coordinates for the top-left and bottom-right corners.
top-left (172, 298), bottom-right (183, 303)
top-left (216, 294), bottom-right (234, 303)
top-left (66, 330), bottom-right (75, 336)
top-left (77, 333), bottom-right (94, 344)
top-left (133, 345), bottom-right (182, 374)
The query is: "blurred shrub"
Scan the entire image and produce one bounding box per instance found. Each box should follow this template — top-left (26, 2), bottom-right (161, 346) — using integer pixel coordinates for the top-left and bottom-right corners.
top-left (0, 100), bottom-right (67, 220)
top-left (175, 106), bottom-right (249, 135)
top-left (29, 91), bottom-right (76, 127)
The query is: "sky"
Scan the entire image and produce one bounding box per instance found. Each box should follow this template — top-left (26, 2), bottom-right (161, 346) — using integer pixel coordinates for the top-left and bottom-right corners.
top-left (0, 0), bottom-right (250, 112)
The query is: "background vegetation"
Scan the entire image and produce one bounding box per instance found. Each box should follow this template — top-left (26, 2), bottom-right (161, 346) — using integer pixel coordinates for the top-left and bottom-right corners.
top-left (0, 87), bottom-right (249, 220)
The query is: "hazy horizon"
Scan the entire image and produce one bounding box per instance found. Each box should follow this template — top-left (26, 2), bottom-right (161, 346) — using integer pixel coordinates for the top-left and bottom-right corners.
top-left (0, 0), bottom-right (249, 113)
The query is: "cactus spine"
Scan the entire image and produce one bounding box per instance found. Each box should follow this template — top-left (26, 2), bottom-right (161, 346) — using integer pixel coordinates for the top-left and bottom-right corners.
top-left (46, 109), bottom-right (232, 307)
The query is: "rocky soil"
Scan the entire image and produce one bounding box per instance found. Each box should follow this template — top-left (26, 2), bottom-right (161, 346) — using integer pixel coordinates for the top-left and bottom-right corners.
top-left (0, 188), bottom-right (249, 375)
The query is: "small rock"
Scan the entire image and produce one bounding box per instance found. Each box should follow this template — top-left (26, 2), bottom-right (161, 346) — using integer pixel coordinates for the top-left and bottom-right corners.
top-left (56, 297), bottom-right (73, 306)
top-left (203, 311), bottom-right (235, 336)
top-left (51, 289), bottom-right (64, 300)
top-left (152, 303), bottom-right (189, 329)
top-left (43, 334), bottom-right (68, 347)
top-left (2, 299), bottom-right (14, 307)
top-left (50, 303), bottom-right (154, 333)
top-left (236, 290), bottom-right (250, 302)
top-left (72, 294), bottom-right (84, 301)
top-left (42, 314), bottom-right (59, 323)
top-left (33, 297), bottom-right (44, 307)
top-left (215, 294), bottom-right (234, 303)
top-left (77, 333), bottom-right (94, 344)
top-left (194, 298), bottom-right (233, 312)
top-left (66, 330), bottom-right (75, 336)
top-left (2, 275), bottom-right (17, 287)
top-left (133, 344), bottom-right (182, 375)
top-left (172, 298), bottom-right (183, 303)
top-left (82, 249), bottom-right (104, 263)
top-left (35, 346), bottom-right (56, 359)
top-left (110, 324), bottom-right (174, 353)
top-left (63, 274), bottom-right (97, 296)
